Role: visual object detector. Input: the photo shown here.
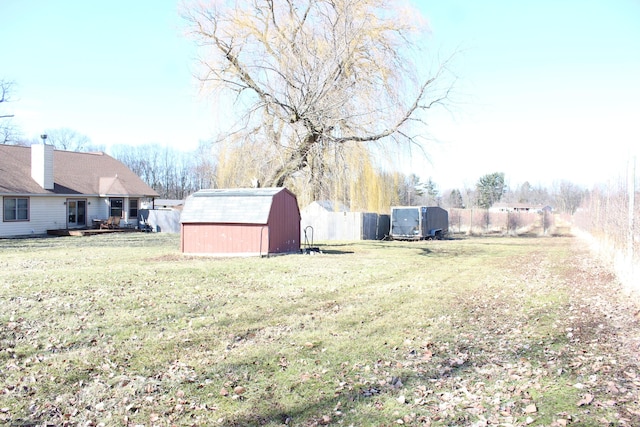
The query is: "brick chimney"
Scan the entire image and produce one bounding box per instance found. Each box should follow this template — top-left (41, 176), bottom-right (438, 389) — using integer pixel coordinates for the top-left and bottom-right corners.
top-left (31, 144), bottom-right (54, 190)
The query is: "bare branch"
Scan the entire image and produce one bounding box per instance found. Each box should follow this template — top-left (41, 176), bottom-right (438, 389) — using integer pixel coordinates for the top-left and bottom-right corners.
top-left (1, 80), bottom-right (18, 143)
top-left (184, 0), bottom-right (455, 197)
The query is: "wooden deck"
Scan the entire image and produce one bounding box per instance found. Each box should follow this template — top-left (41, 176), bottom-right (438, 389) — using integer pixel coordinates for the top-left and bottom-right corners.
top-left (47, 227), bottom-right (140, 237)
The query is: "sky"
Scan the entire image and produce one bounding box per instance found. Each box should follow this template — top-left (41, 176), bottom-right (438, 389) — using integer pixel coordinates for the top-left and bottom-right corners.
top-left (1, 0), bottom-right (639, 191)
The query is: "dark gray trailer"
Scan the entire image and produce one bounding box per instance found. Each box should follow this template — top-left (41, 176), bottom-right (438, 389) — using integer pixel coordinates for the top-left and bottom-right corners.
top-left (390, 206), bottom-right (448, 240)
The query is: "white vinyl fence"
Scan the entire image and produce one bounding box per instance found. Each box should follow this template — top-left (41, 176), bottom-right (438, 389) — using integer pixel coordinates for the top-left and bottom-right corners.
top-left (301, 211), bottom-right (389, 242)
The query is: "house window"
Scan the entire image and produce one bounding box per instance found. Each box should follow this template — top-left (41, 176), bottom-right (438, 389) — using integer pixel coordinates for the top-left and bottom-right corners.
top-left (3, 197), bottom-right (29, 221)
top-left (110, 198), bottom-right (123, 218)
top-left (129, 199), bottom-right (139, 219)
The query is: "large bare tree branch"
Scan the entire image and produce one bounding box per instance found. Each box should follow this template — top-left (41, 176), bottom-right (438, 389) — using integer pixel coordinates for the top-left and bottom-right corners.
top-left (1, 79), bottom-right (19, 143)
top-left (1, 80), bottom-right (15, 119)
top-left (183, 0), bottom-right (455, 194)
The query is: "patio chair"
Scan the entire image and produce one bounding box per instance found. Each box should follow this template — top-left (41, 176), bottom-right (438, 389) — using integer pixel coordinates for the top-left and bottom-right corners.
top-left (111, 216), bottom-right (121, 229)
top-left (100, 217), bottom-right (114, 229)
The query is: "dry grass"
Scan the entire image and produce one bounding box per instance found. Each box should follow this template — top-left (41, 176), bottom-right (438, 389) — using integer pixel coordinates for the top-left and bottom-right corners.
top-left (1, 233), bottom-right (639, 426)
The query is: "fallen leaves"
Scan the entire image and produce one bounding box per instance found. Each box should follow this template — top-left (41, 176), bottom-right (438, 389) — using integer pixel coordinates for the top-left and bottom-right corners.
top-left (319, 414), bottom-right (332, 424)
top-left (219, 384), bottom-right (246, 400)
top-left (577, 393), bottom-right (594, 407)
top-left (2, 236), bottom-right (640, 426)
top-left (370, 245), bottom-right (640, 426)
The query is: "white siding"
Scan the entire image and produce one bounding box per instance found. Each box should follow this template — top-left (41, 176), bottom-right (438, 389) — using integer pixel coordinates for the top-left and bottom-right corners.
top-left (0, 196), bottom-right (105, 237)
top-left (30, 197), bottom-right (67, 233)
top-left (1, 196), bottom-right (64, 237)
top-left (123, 198), bottom-right (139, 226)
top-left (96, 198), bottom-right (111, 221)
top-left (85, 197), bottom-right (109, 229)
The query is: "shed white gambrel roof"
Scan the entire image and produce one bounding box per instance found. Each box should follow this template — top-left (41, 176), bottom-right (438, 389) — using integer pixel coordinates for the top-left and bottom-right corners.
top-left (302, 200), bottom-right (350, 213)
top-left (180, 188), bottom-right (289, 224)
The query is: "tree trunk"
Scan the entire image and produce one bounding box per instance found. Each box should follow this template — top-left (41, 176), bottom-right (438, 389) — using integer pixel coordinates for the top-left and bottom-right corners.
top-left (265, 132), bottom-right (319, 188)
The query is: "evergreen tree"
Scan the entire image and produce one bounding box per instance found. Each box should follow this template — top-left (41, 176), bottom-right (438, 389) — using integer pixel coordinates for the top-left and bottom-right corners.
top-left (448, 189), bottom-right (464, 208)
top-left (476, 172), bottom-right (506, 209)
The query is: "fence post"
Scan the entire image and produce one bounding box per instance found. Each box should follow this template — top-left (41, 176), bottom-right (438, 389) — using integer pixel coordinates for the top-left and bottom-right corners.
top-left (628, 156), bottom-right (636, 267)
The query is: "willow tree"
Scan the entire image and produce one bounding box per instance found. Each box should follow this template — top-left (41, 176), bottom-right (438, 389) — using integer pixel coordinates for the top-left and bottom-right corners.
top-left (184, 0), bottom-right (452, 198)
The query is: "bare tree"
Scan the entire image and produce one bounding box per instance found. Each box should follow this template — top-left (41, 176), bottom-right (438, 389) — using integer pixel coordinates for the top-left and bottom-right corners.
top-left (554, 180), bottom-right (585, 214)
top-left (111, 144), bottom-right (204, 199)
top-left (44, 127), bottom-right (100, 151)
top-left (0, 80), bottom-right (14, 120)
top-left (193, 141), bottom-right (217, 190)
top-left (184, 0), bottom-right (454, 197)
top-left (0, 79), bottom-right (20, 144)
top-left (0, 122), bottom-right (20, 145)
top-left (507, 211), bottom-right (520, 234)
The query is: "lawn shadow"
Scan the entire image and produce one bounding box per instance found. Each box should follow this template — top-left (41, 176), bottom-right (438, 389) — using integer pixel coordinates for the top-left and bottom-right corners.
top-left (369, 241), bottom-right (436, 256)
top-left (314, 248), bottom-right (354, 255)
top-left (304, 242), bottom-right (356, 255)
top-left (208, 378), bottom-right (395, 426)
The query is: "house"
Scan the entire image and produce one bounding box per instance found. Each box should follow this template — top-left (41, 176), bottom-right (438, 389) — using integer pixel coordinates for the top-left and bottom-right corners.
top-left (180, 187), bottom-right (300, 256)
top-left (0, 144), bottom-right (158, 237)
top-left (489, 203), bottom-right (552, 214)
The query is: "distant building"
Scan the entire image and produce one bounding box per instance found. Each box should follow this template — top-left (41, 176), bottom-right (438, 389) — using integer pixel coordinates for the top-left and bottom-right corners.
top-left (489, 203), bottom-right (552, 213)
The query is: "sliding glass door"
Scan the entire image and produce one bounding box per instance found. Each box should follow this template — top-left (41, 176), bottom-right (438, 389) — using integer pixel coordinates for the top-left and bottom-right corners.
top-left (67, 199), bottom-right (86, 228)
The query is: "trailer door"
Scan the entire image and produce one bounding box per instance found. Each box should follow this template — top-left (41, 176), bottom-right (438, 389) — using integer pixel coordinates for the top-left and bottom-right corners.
top-left (391, 208), bottom-right (420, 238)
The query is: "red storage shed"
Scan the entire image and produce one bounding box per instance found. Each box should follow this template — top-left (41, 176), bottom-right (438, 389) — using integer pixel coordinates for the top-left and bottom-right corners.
top-left (180, 187), bottom-right (301, 256)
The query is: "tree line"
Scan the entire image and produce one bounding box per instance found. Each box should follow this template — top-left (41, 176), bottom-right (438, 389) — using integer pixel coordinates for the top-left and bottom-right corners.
top-left (106, 140), bottom-right (595, 217)
top-left (108, 142), bottom-right (588, 216)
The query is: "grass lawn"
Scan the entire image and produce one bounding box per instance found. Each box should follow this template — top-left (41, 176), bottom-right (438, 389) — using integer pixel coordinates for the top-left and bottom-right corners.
top-left (1, 233), bottom-right (639, 426)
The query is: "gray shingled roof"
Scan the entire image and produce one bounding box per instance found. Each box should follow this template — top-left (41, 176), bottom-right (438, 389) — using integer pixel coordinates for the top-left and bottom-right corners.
top-left (307, 200), bottom-right (350, 212)
top-left (0, 144), bottom-right (158, 197)
top-left (180, 188), bottom-right (284, 224)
